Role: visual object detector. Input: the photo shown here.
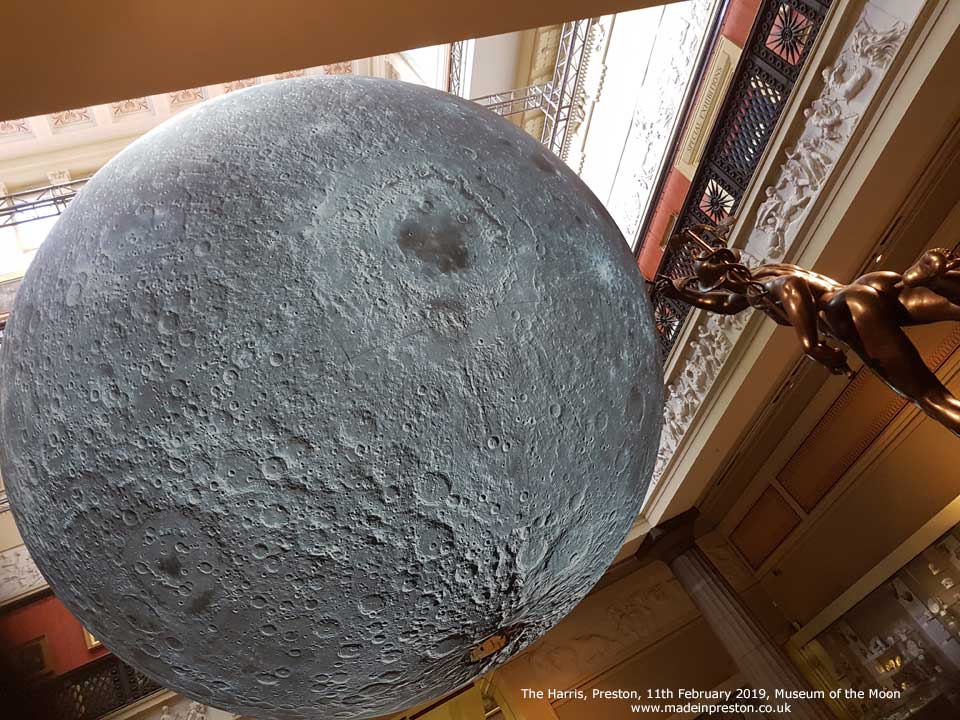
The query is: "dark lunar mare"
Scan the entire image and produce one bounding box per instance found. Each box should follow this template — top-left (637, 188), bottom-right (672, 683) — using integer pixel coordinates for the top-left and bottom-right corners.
top-left (0, 77), bottom-right (662, 719)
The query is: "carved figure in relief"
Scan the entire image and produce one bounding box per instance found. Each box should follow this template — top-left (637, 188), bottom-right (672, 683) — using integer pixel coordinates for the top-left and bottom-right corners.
top-left (756, 187), bottom-right (785, 238)
top-left (158, 702), bottom-right (208, 720)
top-left (184, 702), bottom-right (207, 720)
top-left (756, 171), bottom-right (812, 256)
top-left (786, 136), bottom-right (833, 190)
top-left (850, 19), bottom-right (906, 68)
top-left (750, 17), bottom-right (907, 261)
top-left (657, 227), bottom-right (960, 437)
top-left (804, 97), bottom-right (848, 141)
top-left (822, 56), bottom-right (871, 102)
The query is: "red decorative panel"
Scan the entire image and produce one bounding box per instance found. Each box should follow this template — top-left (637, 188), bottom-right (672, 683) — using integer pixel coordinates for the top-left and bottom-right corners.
top-left (0, 593), bottom-right (107, 676)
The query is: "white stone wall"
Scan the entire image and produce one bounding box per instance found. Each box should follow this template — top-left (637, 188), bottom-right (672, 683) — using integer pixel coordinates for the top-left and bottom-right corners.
top-left (573, 0), bottom-right (717, 248)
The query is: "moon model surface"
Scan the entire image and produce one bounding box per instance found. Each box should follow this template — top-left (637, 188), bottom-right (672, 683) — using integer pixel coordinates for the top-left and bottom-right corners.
top-left (0, 77), bottom-right (662, 719)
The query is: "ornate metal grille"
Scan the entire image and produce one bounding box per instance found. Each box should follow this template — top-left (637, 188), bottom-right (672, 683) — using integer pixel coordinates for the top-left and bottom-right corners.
top-left (30, 654), bottom-right (163, 720)
top-left (649, 0), bottom-right (832, 359)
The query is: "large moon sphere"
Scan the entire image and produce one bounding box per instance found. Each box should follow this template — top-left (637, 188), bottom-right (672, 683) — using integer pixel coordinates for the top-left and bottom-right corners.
top-left (1, 77), bottom-right (662, 718)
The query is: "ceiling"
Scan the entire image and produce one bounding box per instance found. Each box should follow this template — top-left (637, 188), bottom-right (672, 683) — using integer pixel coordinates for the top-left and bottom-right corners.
top-left (0, 64), bottom-right (354, 193)
top-left (0, 0), bottom-right (674, 122)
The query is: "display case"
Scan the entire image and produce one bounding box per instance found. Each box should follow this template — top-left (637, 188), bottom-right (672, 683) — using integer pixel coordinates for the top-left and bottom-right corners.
top-left (802, 524), bottom-right (960, 719)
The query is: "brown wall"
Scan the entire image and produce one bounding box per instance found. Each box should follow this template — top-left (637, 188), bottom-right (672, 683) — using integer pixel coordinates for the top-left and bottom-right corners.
top-left (0, 593), bottom-right (108, 677)
top-left (762, 398), bottom-right (960, 626)
top-left (0, 0), bottom-right (677, 121)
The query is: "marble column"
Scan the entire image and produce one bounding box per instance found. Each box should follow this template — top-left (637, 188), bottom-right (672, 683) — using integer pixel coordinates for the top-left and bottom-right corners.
top-left (638, 511), bottom-right (835, 720)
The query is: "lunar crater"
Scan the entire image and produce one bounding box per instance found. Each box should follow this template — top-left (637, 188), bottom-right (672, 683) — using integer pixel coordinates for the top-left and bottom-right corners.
top-left (0, 77), bottom-right (662, 720)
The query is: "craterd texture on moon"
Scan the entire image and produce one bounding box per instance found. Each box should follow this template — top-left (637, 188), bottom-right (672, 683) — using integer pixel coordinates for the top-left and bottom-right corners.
top-left (0, 77), bottom-right (662, 719)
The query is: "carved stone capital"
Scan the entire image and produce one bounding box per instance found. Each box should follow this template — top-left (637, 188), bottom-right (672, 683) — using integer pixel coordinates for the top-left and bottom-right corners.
top-left (635, 508), bottom-right (699, 566)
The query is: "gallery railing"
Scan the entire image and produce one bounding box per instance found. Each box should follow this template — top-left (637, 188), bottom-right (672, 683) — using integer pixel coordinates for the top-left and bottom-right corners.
top-left (31, 654), bottom-right (163, 720)
top-left (648, 0), bottom-right (833, 359)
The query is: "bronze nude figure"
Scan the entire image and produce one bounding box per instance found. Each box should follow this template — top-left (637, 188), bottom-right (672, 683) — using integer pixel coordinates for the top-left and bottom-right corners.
top-left (655, 224), bottom-right (960, 437)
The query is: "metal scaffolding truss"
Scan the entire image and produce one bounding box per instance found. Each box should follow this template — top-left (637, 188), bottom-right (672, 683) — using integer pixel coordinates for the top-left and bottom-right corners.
top-left (451, 18), bottom-right (595, 158)
top-left (471, 83), bottom-right (550, 117)
top-left (540, 18), bottom-right (594, 159)
top-left (447, 40), bottom-right (465, 97)
top-left (0, 178), bottom-right (89, 229)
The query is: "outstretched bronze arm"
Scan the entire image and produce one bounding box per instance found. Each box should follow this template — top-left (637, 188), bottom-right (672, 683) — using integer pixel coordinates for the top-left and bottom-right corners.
top-left (902, 248), bottom-right (960, 305)
top-left (654, 276), bottom-right (749, 315)
top-left (655, 221), bottom-right (960, 438)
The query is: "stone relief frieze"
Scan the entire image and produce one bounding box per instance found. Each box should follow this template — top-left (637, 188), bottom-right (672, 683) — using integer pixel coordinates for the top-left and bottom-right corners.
top-left (604, 0), bottom-right (716, 241)
top-left (850, 17), bottom-right (905, 67)
top-left (0, 544), bottom-right (47, 605)
top-left (656, 310), bottom-right (750, 479)
top-left (160, 702), bottom-right (208, 720)
top-left (99, 695), bottom-right (238, 720)
top-left (648, 2), bottom-right (917, 496)
top-left (147, 696), bottom-right (241, 720)
top-left (748, 12), bottom-right (907, 261)
top-left (517, 563), bottom-right (696, 691)
top-left (0, 118), bottom-right (33, 142)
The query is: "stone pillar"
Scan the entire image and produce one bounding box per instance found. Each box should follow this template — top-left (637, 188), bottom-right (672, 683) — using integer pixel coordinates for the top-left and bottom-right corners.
top-left (638, 511), bottom-right (834, 720)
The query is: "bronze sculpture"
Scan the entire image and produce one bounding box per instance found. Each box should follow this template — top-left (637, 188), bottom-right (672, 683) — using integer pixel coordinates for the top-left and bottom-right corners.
top-left (655, 223), bottom-right (960, 437)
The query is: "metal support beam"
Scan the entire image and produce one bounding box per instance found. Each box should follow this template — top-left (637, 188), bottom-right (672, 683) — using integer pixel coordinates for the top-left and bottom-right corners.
top-left (541, 18), bottom-right (594, 159)
top-left (468, 18), bottom-right (594, 152)
top-left (447, 41), bottom-right (466, 96)
top-left (0, 179), bottom-right (89, 229)
top-left (471, 83), bottom-right (550, 117)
